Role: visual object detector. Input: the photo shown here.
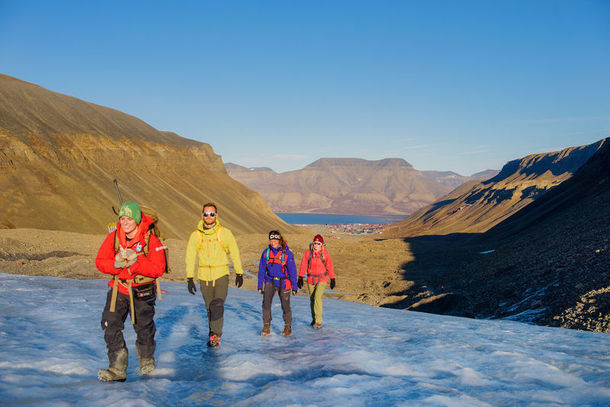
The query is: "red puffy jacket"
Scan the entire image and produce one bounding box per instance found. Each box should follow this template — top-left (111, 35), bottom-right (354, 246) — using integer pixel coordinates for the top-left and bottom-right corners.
top-left (95, 214), bottom-right (166, 295)
top-left (299, 247), bottom-right (335, 285)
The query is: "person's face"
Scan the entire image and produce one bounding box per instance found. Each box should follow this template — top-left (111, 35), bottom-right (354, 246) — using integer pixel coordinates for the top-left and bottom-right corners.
top-left (120, 216), bottom-right (138, 236)
top-left (312, 241), bottom-right (322, 251)
top-left (202, 206), bottom-right (217, 228)
top-left (269, 239), bottom-right (280, 248)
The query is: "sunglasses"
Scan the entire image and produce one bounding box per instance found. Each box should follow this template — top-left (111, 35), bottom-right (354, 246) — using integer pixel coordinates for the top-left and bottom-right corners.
top-left (269, 234), bottom-right (281, 240)
top-left (313, 242), bottom-right (322, 245)
top-left (203, 212), bottom-right (216, 217)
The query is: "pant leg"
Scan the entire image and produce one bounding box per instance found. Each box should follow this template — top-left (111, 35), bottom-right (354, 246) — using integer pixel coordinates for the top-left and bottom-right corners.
top-left (133, 296), bottom-right (156, 359)
top-left (307, 283), bottom-right (315, 322)
top-left (309, 281), bottom-right (327, 324)
top-left (101, 289), bottom-right (129, 361)
top-left (200, 275), bottom-right (229, 337)
top-left (278, 289), bottom-right (292, 325)
top-left (262, 281), bottom-right (277, 323)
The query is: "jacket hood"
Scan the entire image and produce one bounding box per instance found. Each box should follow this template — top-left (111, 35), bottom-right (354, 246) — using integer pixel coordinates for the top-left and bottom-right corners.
top-left (116, 213), bottom-right (155, 246)
top-left (197, 219), bottom-right (220, 233)
top-left (269, 244), bottom-right (290, 252)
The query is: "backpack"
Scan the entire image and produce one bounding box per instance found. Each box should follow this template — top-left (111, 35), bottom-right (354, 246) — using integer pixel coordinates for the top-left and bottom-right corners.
top-left (197, 225), bottom-right (227, 254)
top-left (307, 243), bottom-right (329, 284)
top-left (264, 246), bottom-right (289, 289)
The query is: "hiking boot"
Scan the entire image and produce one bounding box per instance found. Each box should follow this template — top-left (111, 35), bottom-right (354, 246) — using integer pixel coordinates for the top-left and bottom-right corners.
top-left (136, 346), bottom-right (155, 375)
top-left (260, 322), bottom-right (271, 336)
top-left (98, 348), bottom-right (128, 382)
top-left (207, 333), bottom-right (221, 348)
top-left (139, 357), bottom-right (155, 375)
top-left (281, 324), bottom-right (292, 337)
top-left (313, 322), bottom-right (322, 329)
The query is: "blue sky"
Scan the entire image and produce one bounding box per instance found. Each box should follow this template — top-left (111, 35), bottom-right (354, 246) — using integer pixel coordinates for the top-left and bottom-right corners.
top-left (1, 0), bottom-right (609, 175)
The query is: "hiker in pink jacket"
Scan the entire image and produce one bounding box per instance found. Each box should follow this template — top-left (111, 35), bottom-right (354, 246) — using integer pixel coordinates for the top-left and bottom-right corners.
top-left (298, 234), bottom-right (336, 328)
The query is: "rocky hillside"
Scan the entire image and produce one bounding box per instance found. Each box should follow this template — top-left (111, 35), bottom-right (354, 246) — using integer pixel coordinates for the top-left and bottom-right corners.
top-left (0, 74), bottom-right (301, 237)
top-left (462, 137), bottom-right (610, 331)
top-left (226, 158), bottom-right (453, 215)
top-left (380, 138), bottom-right (609, 332)
top-left (383, 141), bottom-right (605, 237)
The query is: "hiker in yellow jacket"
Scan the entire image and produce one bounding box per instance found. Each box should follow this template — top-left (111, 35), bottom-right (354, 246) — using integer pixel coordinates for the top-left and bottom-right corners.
top-left (185, 202), bottom-right (244, 348)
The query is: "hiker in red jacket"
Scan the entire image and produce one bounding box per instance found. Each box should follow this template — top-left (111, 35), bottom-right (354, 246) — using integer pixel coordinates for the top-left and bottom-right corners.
top-left (95, 201), bottom-right (166, 382)
top-left (298, 234), bottom-right (335, 328)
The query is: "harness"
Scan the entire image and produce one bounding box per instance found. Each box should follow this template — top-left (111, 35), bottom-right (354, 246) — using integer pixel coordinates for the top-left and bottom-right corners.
top-left (307, 243), bottom-right (329, 285)
top-left (265, 247), bottom-right (288, 289)
top-left (196, 225), bottom-right (227, 287)
top-left (110, 228), bottom-right (164, 324)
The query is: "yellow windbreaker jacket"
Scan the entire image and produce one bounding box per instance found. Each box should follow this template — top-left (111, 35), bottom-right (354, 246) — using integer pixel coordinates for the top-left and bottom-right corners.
top-left (185, 220), bottom-right (243, 282)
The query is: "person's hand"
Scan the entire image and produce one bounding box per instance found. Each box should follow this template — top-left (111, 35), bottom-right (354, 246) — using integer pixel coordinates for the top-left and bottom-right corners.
top-left (122, 249), bottom-right (138, 267)
top-left (258, 289), bottom-right (263, 294)
top-left (187, 278), bottom-right (196, 295)
top-left (235, 274), bottom-right (243, 288)
top-left (292, 290), bottom-right (297, 295)
top-left (297, 276), bottom-right (303, 289)
top-left (113, 249), bottom-right (138, 268)
top-left (113, 251), bottom-right (126, 268)
top-left (330, 278), bottom-right (336, 290)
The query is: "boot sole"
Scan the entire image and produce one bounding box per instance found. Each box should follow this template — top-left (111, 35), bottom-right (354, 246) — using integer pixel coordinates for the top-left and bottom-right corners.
top-left (98, 370), bottom-right (127, 382)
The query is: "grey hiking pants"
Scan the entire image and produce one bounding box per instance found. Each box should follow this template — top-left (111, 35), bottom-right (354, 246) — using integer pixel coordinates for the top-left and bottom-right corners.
top-left (262, 281), bottom-right (292, 325)
top-left (200, 275), bottom-right (229, 337)
top-left (101, 288), bottom-right (156, 361)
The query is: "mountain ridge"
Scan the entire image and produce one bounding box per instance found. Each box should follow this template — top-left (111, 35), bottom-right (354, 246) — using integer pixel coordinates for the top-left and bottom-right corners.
top-left (0, 74), bottom-right (301, 237)
top-left (383, 140), bottom-right (604, 237)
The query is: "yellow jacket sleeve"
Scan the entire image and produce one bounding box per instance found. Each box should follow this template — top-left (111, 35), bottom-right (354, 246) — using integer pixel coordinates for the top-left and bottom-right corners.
top-left (222, 228), bottom-right (243, 274)
top-left (185, 231), bottom-right (199, 279)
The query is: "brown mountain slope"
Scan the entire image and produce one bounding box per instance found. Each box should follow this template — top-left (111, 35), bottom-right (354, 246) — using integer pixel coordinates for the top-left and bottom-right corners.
top-left (383, 140), bottom-right (605, 238)
top-left (227, 158), bottom-right (453, 215)
top-left (459, 137), bottom-right (610, 330)
top-left (0, 74), bottom-right (301, 237)
top-left (379, 138), bottom-right (609, 332)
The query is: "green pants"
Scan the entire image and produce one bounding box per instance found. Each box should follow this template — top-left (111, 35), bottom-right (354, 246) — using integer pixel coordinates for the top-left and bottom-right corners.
top-left (307, 281), bottom-right (327, 324)
top-left (200, 275), bottom-right (229, 337)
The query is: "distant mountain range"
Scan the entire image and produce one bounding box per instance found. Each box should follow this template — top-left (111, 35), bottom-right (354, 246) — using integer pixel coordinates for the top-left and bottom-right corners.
top-left (226, 159), bottom-right (498, 216)
top-left (0, 74), bottom-right (300, 237)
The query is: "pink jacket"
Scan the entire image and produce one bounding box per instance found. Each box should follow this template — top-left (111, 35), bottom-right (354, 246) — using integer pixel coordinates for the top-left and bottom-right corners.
top-left (299, 247), bottom-right (335, 285)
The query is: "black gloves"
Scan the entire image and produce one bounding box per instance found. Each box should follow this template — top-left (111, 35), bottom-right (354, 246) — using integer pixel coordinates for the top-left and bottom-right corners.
top-left (297, 276), bottom-right (304, 289)
top-left (330, 278), bottom-right (336, 290)
top-left (187, 278), bottom-right (196, 295)
top-left (235, 274), bottom-right (243, 288)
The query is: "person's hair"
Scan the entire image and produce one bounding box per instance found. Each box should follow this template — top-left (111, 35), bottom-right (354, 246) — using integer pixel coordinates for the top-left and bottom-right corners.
top-left (269, 230), bottom-right (287, 252)
top-left (202, 202), bottom-right (218, 213)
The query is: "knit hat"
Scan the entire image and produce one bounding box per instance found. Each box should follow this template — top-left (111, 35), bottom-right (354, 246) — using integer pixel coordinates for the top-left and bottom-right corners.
top-left (313, 234), bottom-right (324, 244)
top-left (118, 201), bottom-right (142, 224)
top-left (269, 230), bottom-right (281, 240)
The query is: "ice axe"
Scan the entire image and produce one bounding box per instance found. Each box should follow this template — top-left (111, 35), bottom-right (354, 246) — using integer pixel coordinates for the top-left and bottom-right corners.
top-left (111, 179), bottom-right (124, 216)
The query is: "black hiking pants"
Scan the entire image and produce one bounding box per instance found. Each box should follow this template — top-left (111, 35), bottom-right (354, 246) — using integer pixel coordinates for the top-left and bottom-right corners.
top-left (262, 281), bottom-right (292, 325)
top-left (101, 289), bottom-right (156, 361)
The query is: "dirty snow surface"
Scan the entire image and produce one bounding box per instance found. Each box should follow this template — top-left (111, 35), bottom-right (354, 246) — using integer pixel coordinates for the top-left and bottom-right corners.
top-left (0, 273), bottom-right (609, 406)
